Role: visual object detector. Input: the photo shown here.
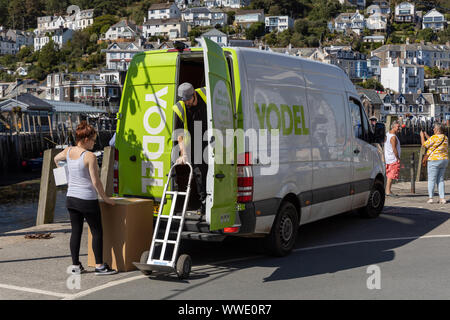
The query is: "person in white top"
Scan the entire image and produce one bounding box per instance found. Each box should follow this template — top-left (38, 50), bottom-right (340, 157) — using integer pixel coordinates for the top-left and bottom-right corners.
top-left (54, 121), bottom-right (117, 276)
top-left (384, 121), bottom-right (401, 196)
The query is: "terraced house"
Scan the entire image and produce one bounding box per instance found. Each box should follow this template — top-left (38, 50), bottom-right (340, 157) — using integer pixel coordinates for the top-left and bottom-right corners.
top-left (181, 7), bottom-right (227, 27)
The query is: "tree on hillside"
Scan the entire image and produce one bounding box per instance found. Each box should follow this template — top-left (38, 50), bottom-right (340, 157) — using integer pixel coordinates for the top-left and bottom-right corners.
top-left (245, 22), bottom-right (265, 40)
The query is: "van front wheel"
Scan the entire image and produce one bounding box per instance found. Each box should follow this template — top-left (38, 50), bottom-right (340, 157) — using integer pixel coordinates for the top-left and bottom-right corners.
top-left (264, 202), bottom-right (299, 257)
top-left (359, 181), bottom-right (385, 219)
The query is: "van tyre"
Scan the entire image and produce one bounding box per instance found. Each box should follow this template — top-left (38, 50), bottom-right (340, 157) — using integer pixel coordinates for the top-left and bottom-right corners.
top-left (264, 202), bottom-right (299, 257)
top-left (359, 181), bottom-right (385, 219)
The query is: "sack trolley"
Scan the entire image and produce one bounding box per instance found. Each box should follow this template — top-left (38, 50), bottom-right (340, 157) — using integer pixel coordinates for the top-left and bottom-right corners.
top-left (133, 162), bottom-right (194, 279)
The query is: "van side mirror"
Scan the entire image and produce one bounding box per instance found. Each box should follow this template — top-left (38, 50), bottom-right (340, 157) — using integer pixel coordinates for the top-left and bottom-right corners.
top-left (372, 123), bottom-right (385, 144)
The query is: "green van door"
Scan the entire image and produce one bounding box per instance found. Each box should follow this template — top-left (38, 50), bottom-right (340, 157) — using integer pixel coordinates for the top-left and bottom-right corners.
top-left (201, 38), bottom-right (238, 231)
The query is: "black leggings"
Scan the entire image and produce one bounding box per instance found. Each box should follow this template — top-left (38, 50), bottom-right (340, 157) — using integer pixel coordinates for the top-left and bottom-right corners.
top-left (66, 197), bottom-right (103, 265)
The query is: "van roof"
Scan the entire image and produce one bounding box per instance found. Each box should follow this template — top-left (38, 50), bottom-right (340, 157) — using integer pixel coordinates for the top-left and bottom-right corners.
top-left (133, 47), bottom-right (357, 95)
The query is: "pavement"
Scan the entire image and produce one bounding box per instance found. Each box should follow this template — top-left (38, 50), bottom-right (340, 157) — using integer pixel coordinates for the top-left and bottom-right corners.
top-left (0, 180), bottom-right (450, 300)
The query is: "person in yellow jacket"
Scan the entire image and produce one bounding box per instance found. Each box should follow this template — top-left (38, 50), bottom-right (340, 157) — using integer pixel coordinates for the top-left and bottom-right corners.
top-left (173, 82), bottom-right (208, 215)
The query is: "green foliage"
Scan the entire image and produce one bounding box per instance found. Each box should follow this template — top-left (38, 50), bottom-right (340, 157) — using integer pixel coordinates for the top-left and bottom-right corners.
top-left (245, 22), bottom-right (265, 40)
top-left (357, 78), bottom-right (384, 91)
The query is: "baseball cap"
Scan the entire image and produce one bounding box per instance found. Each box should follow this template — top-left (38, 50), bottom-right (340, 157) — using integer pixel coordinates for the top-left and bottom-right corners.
top-left (178, 82), bottom-right (194, 101)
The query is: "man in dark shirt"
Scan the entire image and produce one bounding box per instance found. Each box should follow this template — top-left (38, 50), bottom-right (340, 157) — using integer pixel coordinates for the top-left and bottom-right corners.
top-left (173, 82), bottom-right (208, 214)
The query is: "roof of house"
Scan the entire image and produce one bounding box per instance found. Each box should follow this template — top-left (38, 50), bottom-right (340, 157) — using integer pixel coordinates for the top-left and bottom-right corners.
top-left (44, 100), bottom-right (105, 113)
top-left (358, 88), bottom-right (383, 105)
top-left (235, 9), bottom-right (264, 16)
top-left (202, 28), bottom-right (226, 37)
top-left (144, 18), bottom-right (183, 26)
top-left (149, 2), bottom-right (176, 10)
top-left (0, 93), bottom-right (53, 112)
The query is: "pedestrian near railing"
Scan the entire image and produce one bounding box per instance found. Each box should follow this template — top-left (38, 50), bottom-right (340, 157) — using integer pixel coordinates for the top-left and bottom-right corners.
top-left (420, 123), bottom-right (449, 204)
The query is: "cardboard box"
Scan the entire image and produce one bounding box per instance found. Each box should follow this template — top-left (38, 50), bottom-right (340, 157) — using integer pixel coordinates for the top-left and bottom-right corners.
top-left (88, 198), bottom-right (154, 272)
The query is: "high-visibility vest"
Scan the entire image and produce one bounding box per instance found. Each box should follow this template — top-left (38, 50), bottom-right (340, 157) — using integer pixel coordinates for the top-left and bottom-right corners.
top-left (172, 87), bottom-right (207, 146)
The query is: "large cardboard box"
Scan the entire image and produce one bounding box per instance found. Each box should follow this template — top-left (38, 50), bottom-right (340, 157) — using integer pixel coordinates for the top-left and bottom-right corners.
top-left (88, 198), bottom-right (154, 272)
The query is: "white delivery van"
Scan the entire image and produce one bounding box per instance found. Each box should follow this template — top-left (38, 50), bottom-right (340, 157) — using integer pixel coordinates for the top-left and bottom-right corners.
top-left (115, 38), bottom-right (386, 257)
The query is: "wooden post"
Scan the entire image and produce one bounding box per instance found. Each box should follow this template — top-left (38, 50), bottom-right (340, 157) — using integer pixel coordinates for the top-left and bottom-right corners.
top-left (36, 148), bottom-right (59, 225)
top-left (100, 146), bottom-right (115, 197)
top-left (410, 153), bottom-right (415, 193)
top-left (48, 114), bottom-right (54, 142)
top-left (416, 146), bottom-right (426, 182)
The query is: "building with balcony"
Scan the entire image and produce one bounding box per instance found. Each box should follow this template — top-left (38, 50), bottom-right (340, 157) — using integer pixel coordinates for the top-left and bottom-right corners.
top-left (365, 12), bottom-right (387, 31)
top-left (425, 77), bottom-right (450, 94)
top-left (329, 10), bottom-right (365, 35)
top-left (380, 59), bottom-right (425, 94)
top-left (103, 20), bottom-right (142, 42)
top-left (36, 5), bottom-right (93, 32)
top-left (34, 27), bottom-right (74, 51)
top-left (103, 41), bottom-right (148, 71)
top-left (378, 92), bottom-right (434, 120)
top-left (265, 16), bottom-right (294, 33)
top-left (395, 2), bottom-right (416, 23)
top-left (148, 2), bottom-right (181, 20)
top-left (143, 18), bottom-right (188, 40)
top-left (422, 9), bottom-right (447, 31)
top-left (234, 9), bottom-right (265, 29)
top-left (204, 0), bottom-right (251, 9)
top-left (45, 71), bottom-right (123, 109)
top-left (181, 7), bottom-right (227, 27)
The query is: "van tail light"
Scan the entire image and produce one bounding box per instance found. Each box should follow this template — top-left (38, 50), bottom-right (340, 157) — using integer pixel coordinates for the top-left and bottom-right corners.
top-left (237, 152), bottom-right (253, 203)
top-left (223, 227), bottom-right (240, 234)
top-left (113, 148), bottom-right (119, 195)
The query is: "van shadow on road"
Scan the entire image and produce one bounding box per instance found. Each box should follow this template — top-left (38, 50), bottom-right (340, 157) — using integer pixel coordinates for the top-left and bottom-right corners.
top-left (177, 207), bottom-right (450, 283)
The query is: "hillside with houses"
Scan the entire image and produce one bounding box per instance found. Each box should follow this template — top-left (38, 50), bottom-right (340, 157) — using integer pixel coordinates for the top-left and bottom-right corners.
top-left (0, 0), bottom-right (448, 121)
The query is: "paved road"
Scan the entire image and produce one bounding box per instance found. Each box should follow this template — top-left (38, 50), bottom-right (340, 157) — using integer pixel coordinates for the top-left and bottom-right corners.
top-left (0, 181), bottom-right (449, 300)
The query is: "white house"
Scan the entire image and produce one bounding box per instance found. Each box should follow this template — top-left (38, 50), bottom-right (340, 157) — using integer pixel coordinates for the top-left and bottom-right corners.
top-left (395, 2), bottom-right (416, 23)
top-left (148, 2), bottom-right (181, 20)
top-left (372, 1), bottom-right (391, 15)
top-left (381, 59), bottom-right (424, 94)
top-left (201, 28), bottom-right (227, 46)
top-left (103, 20), bottom-right (141, 41)
top-left (143, 19), bottom-right (188, 40)
top-left (205, 0), bottom-right (251, 9)
top-left (175, 0), bottom-right (202, 9)
top-left (34, 28), bottom-right (74, 51)
top-left (265, 16), bottom-right (294, 33)
top-left (330, 10), bottom-right (365, 35)
top-left (367, 55), bottom-right (381, 79)
top-left (422, 9), bottom-right (447, 31)
top-left (234, 9), bottom-right (265, 29)
top-left (6, 30), bottom-right (34, 49)
top-left (0, 36), bottom-right (18, 55)
top-left (64, 6), bottom-right (94, 31)
top-left (182, 7), bottom-right (227, 27)
top-left (365, 12), bottom-right (387, 31)
top-left (103, 41), bottom-right (145, 71)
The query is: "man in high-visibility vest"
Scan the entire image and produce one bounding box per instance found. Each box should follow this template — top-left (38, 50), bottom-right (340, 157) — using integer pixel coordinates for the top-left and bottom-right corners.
top-left (173, 82), bottom-right (208, 215)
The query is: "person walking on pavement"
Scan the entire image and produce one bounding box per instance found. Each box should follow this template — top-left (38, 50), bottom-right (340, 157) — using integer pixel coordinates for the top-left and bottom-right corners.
top-left (385, 120), bottom-right (402, 197)
top-left (173, 82), bottom-right (208, 215)
top-left (54, 121), bottom-right (118, 276)
top-left (420, 123), bottom-right (448, 204)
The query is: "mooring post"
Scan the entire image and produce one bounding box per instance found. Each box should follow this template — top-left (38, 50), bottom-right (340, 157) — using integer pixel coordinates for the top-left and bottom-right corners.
top-left (410, 153), bottom-right (415, 193)
top-left (100, 146), bottom-right (115, 197)
top-left (36, 148), bottom-right (59, 225)
top-left (416, 146), bottom-right (426, 182)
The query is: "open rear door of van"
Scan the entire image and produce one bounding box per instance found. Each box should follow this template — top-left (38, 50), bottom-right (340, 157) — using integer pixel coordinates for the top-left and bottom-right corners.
top-left (201, 37), bottom-right (237, 231)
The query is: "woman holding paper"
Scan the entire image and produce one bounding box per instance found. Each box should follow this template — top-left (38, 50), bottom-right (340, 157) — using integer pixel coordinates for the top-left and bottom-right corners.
top-left (54, 121), bottom-right (117, 276)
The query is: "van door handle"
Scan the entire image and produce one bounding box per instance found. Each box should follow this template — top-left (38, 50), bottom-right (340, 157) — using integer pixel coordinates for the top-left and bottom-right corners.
top-left (354, 149), bottom-right (360, 154)
top-left (215, 173), bottom-right (225, 179)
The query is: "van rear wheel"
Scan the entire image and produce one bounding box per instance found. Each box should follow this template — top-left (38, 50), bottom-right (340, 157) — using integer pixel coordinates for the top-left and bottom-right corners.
top-left (264, 202), bottom-right (299, 257)
top-left (359, 181), bottom-right (385, 219)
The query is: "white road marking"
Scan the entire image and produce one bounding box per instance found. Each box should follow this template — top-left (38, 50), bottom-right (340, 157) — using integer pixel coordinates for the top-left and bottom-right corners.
top-left (62, 275), bottom-right (147, 300)
top-left (4, 234), bottom-right (450, 300)
top-left (0, 283), bottom-right (72, 299)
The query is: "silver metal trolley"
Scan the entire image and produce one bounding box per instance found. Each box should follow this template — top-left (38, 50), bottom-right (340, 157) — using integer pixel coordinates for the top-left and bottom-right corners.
top-left (133, 162), bottom-right (194, 279)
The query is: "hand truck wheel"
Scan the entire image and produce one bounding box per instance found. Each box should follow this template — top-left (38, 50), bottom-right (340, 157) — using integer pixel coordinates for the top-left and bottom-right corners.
top-left (176, 254), bottom-right (192, 280)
